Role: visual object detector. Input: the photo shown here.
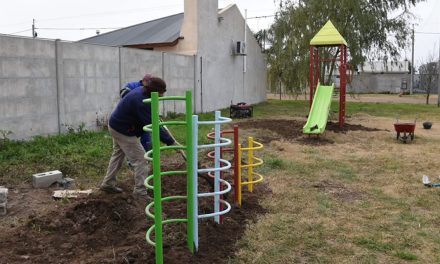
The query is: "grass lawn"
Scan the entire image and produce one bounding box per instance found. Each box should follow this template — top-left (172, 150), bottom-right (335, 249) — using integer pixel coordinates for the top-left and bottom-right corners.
top-left (1, 97), bottom-right (440, 263)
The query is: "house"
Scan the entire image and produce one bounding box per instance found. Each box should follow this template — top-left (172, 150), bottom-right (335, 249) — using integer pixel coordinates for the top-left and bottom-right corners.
top-left (79, 0), bottom-right (267, 113)
top-left (347, 60), bottom-right (411, 93)
top-left (360, 61), bottom-right (410, 74)
top-left (351, 60), bottom-right (411, 94)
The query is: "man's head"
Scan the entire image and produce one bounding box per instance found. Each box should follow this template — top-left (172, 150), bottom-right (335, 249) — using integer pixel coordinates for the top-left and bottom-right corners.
top-left (141, 73), bottom-right (152, 86)
top-left (144, 77), bottom-right (167, 97)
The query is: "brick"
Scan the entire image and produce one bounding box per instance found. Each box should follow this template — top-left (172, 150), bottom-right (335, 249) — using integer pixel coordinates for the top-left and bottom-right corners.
top-left (32, 170), bottom-right (63, 188)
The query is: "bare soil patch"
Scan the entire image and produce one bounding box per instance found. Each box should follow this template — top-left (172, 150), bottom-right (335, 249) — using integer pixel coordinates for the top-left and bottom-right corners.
top-left (238, 119), bottom-right (386, 145)
top-left (311, 180), bottom-right (367, 202)
top-left (0, 161), bottom-right (269, 264)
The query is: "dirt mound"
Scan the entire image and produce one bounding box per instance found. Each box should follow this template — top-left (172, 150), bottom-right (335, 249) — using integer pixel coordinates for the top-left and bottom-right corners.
top-left (0, 163), bottom-right (269, 264)
top-left (238, 119), bottom-right (385, 145)
top-left (326, 121), bottom-right (387, 133)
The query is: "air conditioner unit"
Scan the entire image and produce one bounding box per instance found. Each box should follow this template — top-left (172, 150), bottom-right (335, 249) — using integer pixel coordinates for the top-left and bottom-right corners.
top-left (235, 41), bottom-right (246, 55)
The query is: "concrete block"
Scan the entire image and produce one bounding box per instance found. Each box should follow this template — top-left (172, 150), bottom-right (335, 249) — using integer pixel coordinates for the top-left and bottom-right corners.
top-left (0, 202), bottom-right (6, 216)
top-left (0, 187), bottom-right (7, 203)
top-left (32, 170), bottom-right (63, 188)
top-left (0, 187), bottom-right (7, 215)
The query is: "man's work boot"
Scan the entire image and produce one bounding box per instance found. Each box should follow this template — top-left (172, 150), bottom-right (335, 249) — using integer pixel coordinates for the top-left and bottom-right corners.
top-left (100, 184), bottom-right (123, 194)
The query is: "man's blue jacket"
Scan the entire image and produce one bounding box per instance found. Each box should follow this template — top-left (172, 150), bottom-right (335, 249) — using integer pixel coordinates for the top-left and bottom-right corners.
top-left (109, 87), bottom-right (175, 149)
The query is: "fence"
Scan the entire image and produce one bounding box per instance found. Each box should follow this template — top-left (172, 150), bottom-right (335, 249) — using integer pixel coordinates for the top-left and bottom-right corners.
top-left (0, 35), bottom-right (195, 140)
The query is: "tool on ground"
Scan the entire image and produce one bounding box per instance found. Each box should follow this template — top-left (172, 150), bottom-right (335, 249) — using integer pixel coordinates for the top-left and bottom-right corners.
top-left (422, 175), bottom-right (440, 187)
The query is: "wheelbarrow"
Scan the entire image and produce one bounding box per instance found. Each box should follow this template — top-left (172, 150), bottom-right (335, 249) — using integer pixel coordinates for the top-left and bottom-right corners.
top-left (394, 118), bottom-right (416, 143)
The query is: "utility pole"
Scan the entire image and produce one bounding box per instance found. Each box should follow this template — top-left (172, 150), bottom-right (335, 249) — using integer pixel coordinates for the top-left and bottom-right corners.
top-left (32, 19), bottom-right (36, 38)
top-left (437, 38), bottom-right (440, 107)
top-left (410, 24), bottom-right (415, 95)
top-left (243, 9), bottom-right (247, 100)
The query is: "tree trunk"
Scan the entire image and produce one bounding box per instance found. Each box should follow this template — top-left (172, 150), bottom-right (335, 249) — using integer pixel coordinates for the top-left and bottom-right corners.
top-left (326, 48), bottom-right (340, 85)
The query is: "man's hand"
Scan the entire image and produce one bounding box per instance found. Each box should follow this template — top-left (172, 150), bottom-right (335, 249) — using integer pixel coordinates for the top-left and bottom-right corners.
top-left (119, 87), bottom-right (132, 98)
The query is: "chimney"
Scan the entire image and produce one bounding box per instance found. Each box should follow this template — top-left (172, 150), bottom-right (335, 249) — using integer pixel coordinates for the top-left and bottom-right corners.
top-left (179, 0), bottom-right (219, 54)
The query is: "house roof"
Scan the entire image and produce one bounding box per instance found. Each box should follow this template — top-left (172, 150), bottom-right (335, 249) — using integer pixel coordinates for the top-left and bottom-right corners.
top-left (310, 20), bottom-right (347, 46)
top-left (78, 13), bottom-right (184, 47)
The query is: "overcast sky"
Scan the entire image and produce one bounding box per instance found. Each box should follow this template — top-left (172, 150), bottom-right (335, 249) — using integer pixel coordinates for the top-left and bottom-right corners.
top-left (0, 0), bottom-right (438, 67)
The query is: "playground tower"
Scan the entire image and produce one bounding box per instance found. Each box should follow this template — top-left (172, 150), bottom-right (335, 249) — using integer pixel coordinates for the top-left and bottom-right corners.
top-left (309, 20), bottom-right (348, 128)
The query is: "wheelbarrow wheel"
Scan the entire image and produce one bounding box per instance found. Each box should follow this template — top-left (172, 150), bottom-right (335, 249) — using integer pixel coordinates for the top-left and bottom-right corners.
top-left (400, 133), bottom-right (409, 143)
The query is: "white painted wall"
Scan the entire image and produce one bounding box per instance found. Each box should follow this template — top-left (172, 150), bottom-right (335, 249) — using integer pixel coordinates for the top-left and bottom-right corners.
top-left (158, 0), bottom-right (267, 113)
top-left (197, 3), bottom-right (266, 112)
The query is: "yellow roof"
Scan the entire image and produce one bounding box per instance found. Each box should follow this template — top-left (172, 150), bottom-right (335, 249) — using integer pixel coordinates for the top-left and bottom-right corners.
top-left (310, 20), bottom-right (347, 46)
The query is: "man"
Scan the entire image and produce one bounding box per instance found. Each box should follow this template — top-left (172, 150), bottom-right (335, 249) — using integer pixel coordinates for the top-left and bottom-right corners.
top-left (100, 77), bottom-right (175, 198)
top-left (120, 74), bottom-right (152, 152)
top-left (119, 73), bottom-right (151, 98)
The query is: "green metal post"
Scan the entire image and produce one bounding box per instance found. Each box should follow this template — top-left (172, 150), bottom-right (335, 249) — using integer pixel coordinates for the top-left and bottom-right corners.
top-left (185, 90), bottom-right (195, 252)
top-left (151, 92), bottom-right (164, 264)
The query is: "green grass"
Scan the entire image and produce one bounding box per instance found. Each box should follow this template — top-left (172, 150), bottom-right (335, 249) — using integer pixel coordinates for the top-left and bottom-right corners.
top-left (354, 237), bottom-right (395, 253)
top-left (253, 100), bottom-right (310, 118)
top-left (394, 251), bottom-right (418, 261)
top-left (0, 131), bottom-right (113, 186)
top-left (0, 109), bottom-right (232, 186)
top-left (263, 156), bottom-right (288, 170)
top-left (2, 99), bottom-right (439, 185)
top-left (260, 99), bottom-right (440, 120)
top-left (342, 102), bottom-right (439, 120)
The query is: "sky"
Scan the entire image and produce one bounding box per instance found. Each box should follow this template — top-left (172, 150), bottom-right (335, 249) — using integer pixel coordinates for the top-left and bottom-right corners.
top-left (0, 0), bottom-right (438, 67)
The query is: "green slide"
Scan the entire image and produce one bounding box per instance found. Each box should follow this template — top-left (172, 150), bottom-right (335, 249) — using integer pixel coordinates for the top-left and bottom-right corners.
top-left (303, 83), bottom-right (334, 134)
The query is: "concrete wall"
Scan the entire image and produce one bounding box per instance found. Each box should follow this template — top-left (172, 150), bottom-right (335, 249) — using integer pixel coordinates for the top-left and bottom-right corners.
top-left (162, 53), bottom-right (196, 114)
top-left (351, 73), bottom-right (411, 94)
top-left (0, 36), bottom-right (58, 139)
top-left (120, 48), bottom-right (195, 114)
top-left (0, 35), bottom-right (195, 140)
top-left (0, 1), bottom-right (267, 140)
top-left (58, 41), bottom-right (119, 131)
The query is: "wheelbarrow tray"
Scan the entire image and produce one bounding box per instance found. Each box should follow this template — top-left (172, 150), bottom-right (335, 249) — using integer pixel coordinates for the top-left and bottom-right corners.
top-left (394, 122), bottom-right (416, 142)
top-left (394, 123), bottom-right (415, 133)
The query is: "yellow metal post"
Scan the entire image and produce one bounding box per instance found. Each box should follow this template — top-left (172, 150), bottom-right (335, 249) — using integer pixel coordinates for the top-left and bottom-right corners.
top-left (247, 137), bottom-right (254, 192)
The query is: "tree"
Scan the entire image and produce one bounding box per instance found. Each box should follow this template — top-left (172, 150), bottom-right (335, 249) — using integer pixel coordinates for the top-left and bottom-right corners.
top-left (266, 0), bottom-right (426, 95)
top-left (418, 57), bottom-right (438, 105)
top-left (254, 29), bottom-right (268, 52)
